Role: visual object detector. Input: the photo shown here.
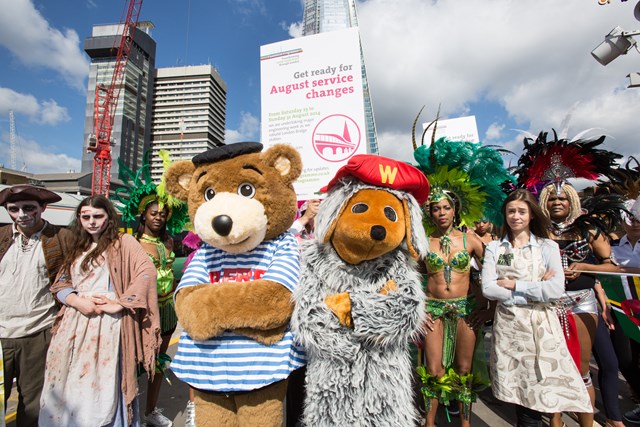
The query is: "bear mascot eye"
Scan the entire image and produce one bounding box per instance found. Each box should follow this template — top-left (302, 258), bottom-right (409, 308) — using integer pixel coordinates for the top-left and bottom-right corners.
top-left (351, 202), bottom-right (368, 213)
top-left (384, 206), bottom-right (398, 222)
top-left (204, 187), bottom-right (216, 201)
top-left (238, 183), bottom-right (256, 198)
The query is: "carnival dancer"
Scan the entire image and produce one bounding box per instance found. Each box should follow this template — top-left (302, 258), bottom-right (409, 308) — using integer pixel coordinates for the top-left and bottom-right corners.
top-left (483, 189), bottom-right (591, 427)
top-left (472, 219), bottom-right (496, 247)
top-left (411, 110), bottom-right (514, 426)
top-left (513, 130), bottom-right (624, 427)
top-left (114, 151), bottom-right (190, 427)
top-left (40, 195), bottom-right (160, 427)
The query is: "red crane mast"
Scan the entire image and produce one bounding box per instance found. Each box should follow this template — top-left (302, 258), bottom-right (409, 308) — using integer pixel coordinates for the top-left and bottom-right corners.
top-left (88, 0), bottom-right (143, 196)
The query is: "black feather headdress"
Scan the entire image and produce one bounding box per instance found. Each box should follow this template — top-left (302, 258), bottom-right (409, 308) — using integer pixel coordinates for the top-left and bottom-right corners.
top-left (513, 130), bottom-right (621, 195)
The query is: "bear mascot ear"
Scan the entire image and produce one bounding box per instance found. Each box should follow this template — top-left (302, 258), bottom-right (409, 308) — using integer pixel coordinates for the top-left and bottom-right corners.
top-left (262, 144), bottom-right (302, 184)
top-left (164, 160), bottom-right (196, 201)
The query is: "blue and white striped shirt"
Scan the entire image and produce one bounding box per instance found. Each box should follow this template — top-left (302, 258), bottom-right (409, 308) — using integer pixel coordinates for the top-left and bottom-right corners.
top-left (171, 232), bottom-right (306, 391)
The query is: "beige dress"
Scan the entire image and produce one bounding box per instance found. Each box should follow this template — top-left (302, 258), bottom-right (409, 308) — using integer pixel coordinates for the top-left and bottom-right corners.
top-left (487, 240), bottom-right (592, 413)
top-left (40, 249), bottom-right (122, 426)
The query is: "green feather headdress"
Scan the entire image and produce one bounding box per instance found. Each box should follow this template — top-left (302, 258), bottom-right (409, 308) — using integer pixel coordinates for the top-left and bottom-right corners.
top-left (411, 107), bottom-right (514, 234)
top-left (114, 150), bottom-right (190, 235)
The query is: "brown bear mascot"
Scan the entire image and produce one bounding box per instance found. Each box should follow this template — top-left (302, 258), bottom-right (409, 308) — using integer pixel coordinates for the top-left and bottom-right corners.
top-left (164, 142), bottom-right (304, 427)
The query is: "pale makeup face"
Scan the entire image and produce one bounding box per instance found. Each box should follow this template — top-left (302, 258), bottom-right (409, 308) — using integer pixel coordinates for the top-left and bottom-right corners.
top-left (79, 206), bottom-right (109, 241)
top-left (6, 201), bottom-right (45, 232)
top-left (505, 200), bottom-right (531, 234)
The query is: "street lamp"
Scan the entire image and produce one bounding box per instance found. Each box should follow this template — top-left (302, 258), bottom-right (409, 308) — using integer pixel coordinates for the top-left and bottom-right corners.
top-left (591, 25), bottom-right (640, 87)
top-left (591, 26), bottom-right (640, 65)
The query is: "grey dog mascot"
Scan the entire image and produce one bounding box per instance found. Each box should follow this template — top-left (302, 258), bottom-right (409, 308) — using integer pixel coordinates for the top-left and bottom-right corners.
top-left (291, 154), bottom-right (430, 426)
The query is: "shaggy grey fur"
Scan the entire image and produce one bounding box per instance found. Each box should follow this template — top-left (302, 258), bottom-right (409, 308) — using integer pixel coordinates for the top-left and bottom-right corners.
top-left (291, 178), bottom-right (427, 427)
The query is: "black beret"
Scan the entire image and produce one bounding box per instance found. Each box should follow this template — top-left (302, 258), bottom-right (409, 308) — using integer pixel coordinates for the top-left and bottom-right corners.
top-left (0, 184), bottom-right (62, 206)
top-left (192, 142), bottom-right (263, 166)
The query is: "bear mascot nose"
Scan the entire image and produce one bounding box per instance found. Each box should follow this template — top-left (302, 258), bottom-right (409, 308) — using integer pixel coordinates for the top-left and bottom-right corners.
top-left (370, 225), bottom-right (386, 241)
top-left (213, 215), bottom-right (233, 236)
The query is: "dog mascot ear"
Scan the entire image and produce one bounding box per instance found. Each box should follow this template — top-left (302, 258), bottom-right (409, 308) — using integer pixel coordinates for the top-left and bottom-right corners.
top-left (292, 154), bottom-right (430, 426)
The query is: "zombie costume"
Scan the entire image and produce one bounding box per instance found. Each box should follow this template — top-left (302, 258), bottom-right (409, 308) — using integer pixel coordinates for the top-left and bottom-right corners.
top-left (41, 234), bottom-right (159, 426)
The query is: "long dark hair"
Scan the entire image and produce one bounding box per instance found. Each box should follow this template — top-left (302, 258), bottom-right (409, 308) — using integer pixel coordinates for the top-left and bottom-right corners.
top-left (500, 189), bottom-right (550, 241)
top-left (135, 200), bottom-right (169, 242)
top-left (62, 195), bottom-right (121, 274)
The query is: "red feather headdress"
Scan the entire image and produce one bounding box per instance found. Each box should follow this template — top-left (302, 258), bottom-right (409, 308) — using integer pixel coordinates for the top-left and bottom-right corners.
top-left (514, 130), bottom-right (621, 194)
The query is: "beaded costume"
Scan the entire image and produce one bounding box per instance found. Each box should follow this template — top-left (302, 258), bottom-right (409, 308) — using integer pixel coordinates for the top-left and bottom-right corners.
top-left (411, 109), bottom-right (512, 418)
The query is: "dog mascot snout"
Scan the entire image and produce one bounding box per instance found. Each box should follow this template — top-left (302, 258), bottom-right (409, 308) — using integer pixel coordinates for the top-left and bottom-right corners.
top-left (370, 225), bottom-right (386, 240)
top-left (292, 154), bottom-right (430, 427)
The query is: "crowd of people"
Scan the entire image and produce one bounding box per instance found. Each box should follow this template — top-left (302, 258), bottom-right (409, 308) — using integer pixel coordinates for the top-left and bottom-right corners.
top-left (1, 129), bottom-right (640, 427)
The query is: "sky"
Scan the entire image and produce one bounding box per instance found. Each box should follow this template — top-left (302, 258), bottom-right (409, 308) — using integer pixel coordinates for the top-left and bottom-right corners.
top-left (0, 0), bottom-right (639, 175)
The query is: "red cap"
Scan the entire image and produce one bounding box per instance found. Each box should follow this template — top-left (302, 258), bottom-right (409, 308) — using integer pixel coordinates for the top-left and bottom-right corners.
top-left (321, 154), bottom-right (430, 205)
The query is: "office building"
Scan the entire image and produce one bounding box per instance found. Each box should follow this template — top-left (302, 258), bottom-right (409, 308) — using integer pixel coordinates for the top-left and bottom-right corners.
top-left (82, 24), bottom-right (156, 186)
top-left (150, 65), bottom-right (227, 182)
top-left (302, 0), bottom-right (379, 154)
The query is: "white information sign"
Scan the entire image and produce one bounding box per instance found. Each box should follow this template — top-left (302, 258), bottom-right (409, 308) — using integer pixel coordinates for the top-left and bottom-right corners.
top-left (260, 27), bottom-right (366, 200)
top-left (421, 116), bottom-right (480, 145)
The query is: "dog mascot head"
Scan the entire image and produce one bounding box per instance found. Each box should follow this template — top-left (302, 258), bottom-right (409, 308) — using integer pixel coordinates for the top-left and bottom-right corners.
top-left (315, 154), bottom-right (429, 264)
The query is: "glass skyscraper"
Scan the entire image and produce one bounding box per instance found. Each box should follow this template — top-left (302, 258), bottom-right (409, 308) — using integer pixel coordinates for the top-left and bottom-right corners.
top-left (302, 0), bottom-right (379, 155)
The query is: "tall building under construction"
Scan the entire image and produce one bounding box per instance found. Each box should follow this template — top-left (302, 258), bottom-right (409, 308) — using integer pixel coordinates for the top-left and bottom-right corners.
top-left (82, 23), bottom-right (156, 186)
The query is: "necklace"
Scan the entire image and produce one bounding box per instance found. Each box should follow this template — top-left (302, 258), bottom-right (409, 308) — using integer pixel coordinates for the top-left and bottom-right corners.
top-left (138, 234), bottom-right (167, 268)
top-left (437, 227), bottom-right (454, 257)
top-left (139, 234), bottom-right (162, 244)
top-left (550, 220), bottom-right (573, 236)
top-left (434, 227), bottom-right (454, 289)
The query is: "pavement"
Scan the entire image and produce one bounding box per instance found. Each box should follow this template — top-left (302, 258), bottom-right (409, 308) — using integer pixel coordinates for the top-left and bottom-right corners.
top-left (4, 327), bottom-right (638, 426)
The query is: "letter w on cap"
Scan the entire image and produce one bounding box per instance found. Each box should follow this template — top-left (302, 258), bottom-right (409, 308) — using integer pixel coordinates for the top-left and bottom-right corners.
top-left (379, 164), bottom-right (398, 185)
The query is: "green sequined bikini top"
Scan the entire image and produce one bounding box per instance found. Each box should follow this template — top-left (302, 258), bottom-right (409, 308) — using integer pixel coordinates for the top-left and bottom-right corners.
top-left (138, 234), bottom-right (175, 297)
top-left (425, 233), bottom-right (471, 274)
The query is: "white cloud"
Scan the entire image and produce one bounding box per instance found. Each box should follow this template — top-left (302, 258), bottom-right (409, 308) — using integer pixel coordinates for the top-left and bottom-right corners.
top-left (226, 111), bottom-right (260, 143)
top-left (0, 0), bottom-right (89, 91)
top-left (356, 0), bottom-right (640, 160)
top-left (485, 123), bottom-right (506, 141)
top-left (287, 21), bottom-right (304, 38)
top-left (39, 100), bottom-right (71, 125)
top-left (0, 87), bottom-right (70, 125)
top-left (0, 87), bottom-right (39, 117)
top-left (229, 0), bottom-right (267, 17)
top-left (0, 133), bottom-right (80, 173)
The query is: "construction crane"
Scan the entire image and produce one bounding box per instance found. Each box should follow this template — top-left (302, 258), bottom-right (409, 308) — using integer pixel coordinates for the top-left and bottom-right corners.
top-left (87, 0), bottom-right (143, 196)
